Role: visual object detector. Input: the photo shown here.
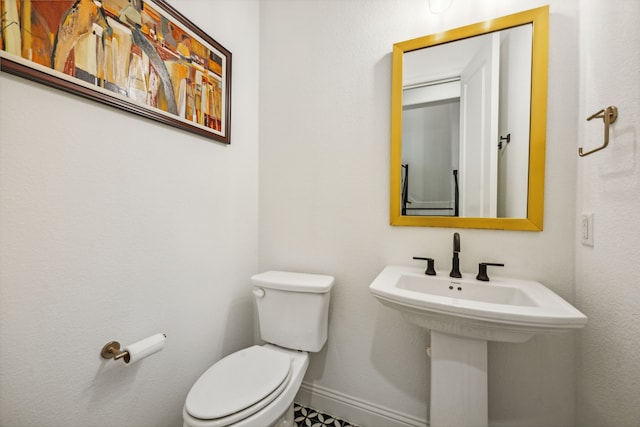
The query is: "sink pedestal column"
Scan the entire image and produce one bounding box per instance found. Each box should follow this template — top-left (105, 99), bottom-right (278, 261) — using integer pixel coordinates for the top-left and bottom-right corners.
top-left (430, 331), bottom-right (488, 427)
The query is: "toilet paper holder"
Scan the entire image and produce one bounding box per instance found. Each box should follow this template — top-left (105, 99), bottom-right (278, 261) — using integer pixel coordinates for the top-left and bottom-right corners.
top-left (100, 333), bottom-right (167, 364)
top-left (101, 341), bottom-right (132, 363)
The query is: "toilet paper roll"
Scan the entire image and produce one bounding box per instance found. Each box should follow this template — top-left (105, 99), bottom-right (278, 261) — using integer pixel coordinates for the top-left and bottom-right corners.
top-left (124, 333), bottom-right (166, 364)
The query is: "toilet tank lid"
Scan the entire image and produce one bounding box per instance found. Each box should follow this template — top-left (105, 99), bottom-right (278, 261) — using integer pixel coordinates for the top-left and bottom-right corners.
top-left (251, 271), bottom-right (334, 293)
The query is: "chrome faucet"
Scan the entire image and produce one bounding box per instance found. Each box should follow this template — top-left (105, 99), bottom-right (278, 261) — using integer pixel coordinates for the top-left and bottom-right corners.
top-left (449, 232), bottom-right (462, 278)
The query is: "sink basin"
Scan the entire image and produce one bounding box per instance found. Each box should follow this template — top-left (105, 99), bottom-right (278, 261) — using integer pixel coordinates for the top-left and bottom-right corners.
top-left (369, 265), bottom-right (587, 343)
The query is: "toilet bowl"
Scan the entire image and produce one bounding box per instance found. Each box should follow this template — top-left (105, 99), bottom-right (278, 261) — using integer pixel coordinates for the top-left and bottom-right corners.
top-left (182, 271), bottom-right (334, 427)
top-left (183, 344), bottom-right (309, 427)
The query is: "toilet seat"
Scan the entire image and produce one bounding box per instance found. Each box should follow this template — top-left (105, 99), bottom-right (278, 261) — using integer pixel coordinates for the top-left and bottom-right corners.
top-left (184, 345), bottom-right (292, 427)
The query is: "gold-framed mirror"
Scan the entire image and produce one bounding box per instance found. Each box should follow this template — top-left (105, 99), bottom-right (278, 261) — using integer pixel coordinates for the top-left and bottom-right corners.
top-left (390, 6), bottom-right (549, 230)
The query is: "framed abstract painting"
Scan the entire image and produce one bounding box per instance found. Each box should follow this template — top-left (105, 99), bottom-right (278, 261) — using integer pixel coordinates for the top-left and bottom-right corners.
top-left (0, 0), bottom-right (232, 144)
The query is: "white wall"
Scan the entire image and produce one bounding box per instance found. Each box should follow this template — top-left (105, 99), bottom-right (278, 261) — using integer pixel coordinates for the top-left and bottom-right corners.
top-left (575, 1), bottom-right (640, 426)
top-left (259, 1), bottom-right (579, 426)
top-left (0, 1), bottom-right (259, 426)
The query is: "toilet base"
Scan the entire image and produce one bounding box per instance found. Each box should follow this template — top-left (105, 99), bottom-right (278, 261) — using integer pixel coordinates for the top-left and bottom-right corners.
top-left (270, 402), bottom-right (294, 427)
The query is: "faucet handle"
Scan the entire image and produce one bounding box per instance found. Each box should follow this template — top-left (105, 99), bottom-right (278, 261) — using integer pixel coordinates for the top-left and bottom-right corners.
top-left (476, 262), bottom-right (504, 281)
top-left (413, 257), bottom-right (436, 276)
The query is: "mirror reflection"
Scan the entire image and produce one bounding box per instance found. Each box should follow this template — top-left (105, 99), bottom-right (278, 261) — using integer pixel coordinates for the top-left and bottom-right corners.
top-left (390, 6), bottom-right (548, 230)
top-left (402, 25), bottom-right (531, 217)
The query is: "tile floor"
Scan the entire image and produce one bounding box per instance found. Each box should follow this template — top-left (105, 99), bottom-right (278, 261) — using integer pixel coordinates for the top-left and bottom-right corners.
top-left (293, 403), bottom-right (360, 427)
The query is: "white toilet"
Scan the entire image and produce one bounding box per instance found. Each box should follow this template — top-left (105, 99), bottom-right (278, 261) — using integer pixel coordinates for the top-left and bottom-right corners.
top-left (183, 271), bottom-right (334, 427)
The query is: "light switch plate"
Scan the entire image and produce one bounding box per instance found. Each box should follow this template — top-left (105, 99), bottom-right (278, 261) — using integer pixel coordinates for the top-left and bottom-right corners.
top-left (581, 213), bottom-right (594, 247)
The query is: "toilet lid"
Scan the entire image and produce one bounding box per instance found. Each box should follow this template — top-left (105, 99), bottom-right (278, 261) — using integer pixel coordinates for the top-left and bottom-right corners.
top-left (185, 345), bottom-right (291, 420)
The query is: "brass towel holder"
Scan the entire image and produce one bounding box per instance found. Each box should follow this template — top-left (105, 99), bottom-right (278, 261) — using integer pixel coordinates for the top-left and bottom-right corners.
top-left (579, 106), bottom-right (618, 157)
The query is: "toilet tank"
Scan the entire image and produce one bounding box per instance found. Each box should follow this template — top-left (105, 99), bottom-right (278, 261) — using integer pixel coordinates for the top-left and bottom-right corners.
top-left (252, 271), bottom-right (334, 352)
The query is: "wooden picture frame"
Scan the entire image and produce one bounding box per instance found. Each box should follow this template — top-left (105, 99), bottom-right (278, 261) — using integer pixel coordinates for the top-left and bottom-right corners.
top-left (1, 0), bottom-right (232, 144)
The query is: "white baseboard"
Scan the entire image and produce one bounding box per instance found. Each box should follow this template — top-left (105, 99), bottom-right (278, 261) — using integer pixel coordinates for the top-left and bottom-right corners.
top-left (295, 382), bottom-right (428, 427)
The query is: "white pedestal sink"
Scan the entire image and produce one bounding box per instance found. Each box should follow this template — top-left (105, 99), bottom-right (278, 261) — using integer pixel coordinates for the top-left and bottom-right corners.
top-left (369, 265), bottom-right (587, 427)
